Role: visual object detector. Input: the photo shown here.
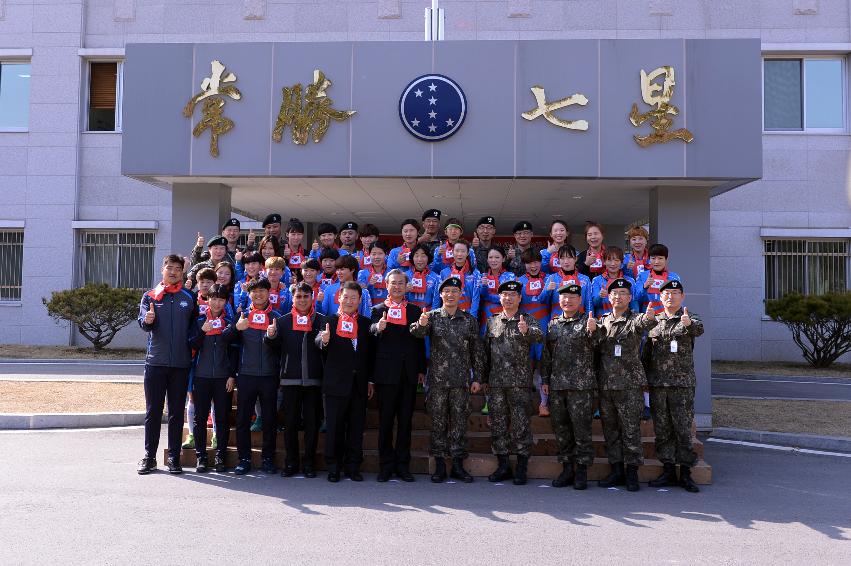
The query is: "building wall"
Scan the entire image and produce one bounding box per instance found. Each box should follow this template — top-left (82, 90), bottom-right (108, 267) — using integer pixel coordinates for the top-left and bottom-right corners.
top-left (2, 0), bottom-right (851, 361)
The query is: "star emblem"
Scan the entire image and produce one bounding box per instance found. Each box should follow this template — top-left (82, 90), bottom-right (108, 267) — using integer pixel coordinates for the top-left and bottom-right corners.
top-left (411, 118), bottom-right (420, 127)
top-left (445, 118), bottom-right (454, 126)
top-left (428, 110), bottom-right (437, 119)
top-left (428, 83), bottom-right (437, 92)
top-left (399, 74), bottom-right (466, 142)
top-left (414, 89), bottom-right (423, 97)
top-left (428, 97), bottom-right (437, 105)
top-left (428, 124), bottom-right (437, 132)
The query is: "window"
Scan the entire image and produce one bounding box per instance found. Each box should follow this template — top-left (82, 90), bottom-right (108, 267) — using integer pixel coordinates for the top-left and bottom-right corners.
top-left (0, 62), bottom-right (31, 131)
top-left (0, 230), bottom-right (24, 301)
top-left (763, 57), bottom-right (845, 132)
top-left (86, 61), bottom-right (122, 132)
top-left (80, 232), bottom-right (155, 289)
top-left (764, 239), bottom-right (849, 302)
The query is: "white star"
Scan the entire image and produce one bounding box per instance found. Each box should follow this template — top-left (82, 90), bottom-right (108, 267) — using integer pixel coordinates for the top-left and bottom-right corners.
top-left (428, 83), bottom-right (437, 92)
top-left (411, 118), bottom-right (420, 127)
top-left (445, 118), bottom-right (454, 126)
top-left (428, 96), bottom-right (437, 105)
top-left (428, 124), bottom-right (437, 132)
top-left (428, 110), bottom-right (437, 119)
top-left (414, 89), bottom-right (423, 97)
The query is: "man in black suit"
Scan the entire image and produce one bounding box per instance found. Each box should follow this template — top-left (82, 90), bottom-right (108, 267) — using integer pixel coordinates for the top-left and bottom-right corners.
top-left (316, 281), bottom-right (374, 482)
top-left (370, 269), bottom-right (427, 482)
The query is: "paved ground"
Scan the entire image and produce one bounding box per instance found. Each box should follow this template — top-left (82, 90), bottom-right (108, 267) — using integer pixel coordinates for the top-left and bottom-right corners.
top-left (0, 427), bottom-right (848, 564)
top-left (0, 360), bottom-right (143, 382)
top-left (712, 374), bottom-right (851, 401)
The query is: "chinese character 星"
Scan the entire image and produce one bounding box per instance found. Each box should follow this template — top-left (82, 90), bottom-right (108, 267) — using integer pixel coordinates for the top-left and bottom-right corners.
top-left (629, 66), bottom-right (693, 147)
top-left (272, 69), bottom-right (355, 145)
top-left (521, 86), bottom-right (589, 131)
top-left (183, 60), bottom-right (242, 157)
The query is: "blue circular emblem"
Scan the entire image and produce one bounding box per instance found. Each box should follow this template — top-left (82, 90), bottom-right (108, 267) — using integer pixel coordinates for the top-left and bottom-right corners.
top-left (399, 74), bottom-right (467, 142)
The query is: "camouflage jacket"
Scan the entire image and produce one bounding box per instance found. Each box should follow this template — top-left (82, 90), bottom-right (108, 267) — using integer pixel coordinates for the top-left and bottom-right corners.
top-left (540, 313), bottom-right (597, 390)
top-left (595, 309), bottom-right (658, 390)
top-left (646, 308), bottom-right (704, 387)
top-left (506, 243), bottom-right (543, 277)
top-left (482, 310), bottom-right (543, 387)
top-left (410, 307), bottom-right (483, 388)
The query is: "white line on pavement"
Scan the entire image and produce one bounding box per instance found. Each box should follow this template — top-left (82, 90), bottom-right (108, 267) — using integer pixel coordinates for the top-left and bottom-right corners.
top-left (706, 437), bottom-right (851, 458)
top-left (711, 377), bottom-right (851, 386)
top-left (0, 425), bottom-right (145, 434)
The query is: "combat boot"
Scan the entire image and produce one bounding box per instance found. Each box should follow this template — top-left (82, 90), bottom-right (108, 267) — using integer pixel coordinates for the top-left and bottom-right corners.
top-left (573, 464), bottom-right (588, 490)
top-left (513, 455), bottom-right (529, 485)
top-left (431, 458), bottom-right (447, 483)
top-left (649, 462), bottom-right (677, 487)
top-left (450, 457), bottom-right (474, 483)
top-left (625, 464), bottom-right (640, 492)
top-left (488, 455), bottom-right (513, 482)
top-left (598, 462), bottom-right (625, 488)
top-left (551, 462), bottom-right (574, 488)
top-left (678, 465), bottom-right (700, 493)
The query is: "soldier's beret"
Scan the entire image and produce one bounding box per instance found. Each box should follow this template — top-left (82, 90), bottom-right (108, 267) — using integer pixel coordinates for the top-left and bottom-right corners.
top-left (316, 222), bottom-right (337, 235)
top-left (222, 218), bottom-right (241, 230)
top-left (607, 278), bottom-right (632, 292)
top-left (512, 221), bottom-right (533, 233)
top-left (498, 280), bottom-right (522, 293)
top-left (339, 221), bottom-right (358, 232)
top-left (660, 279), bottom-right (684, 292)
top-left (439, 276), bottom-right (463, 291)
top-left (262, 213), bottom-right (281, 227)
top-left (558, 283), bottom-right (582, 296)
top-left (422, 209), bottom-right (442, 220)
top-left (477, 216), bottom-right (496, 228)
top-left (207, 236), bottom-right (228, 248)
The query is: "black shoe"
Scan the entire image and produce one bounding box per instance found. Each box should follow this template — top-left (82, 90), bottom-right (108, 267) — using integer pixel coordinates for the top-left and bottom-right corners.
top-left (166, 457), bottom-right (183, 474)
top-left (552, 462), bottom-right (574, 488)
top-left (137, 457), bottom-right (156, 475)
top-left (513, 455), bottom-right (529, 485)
top-left (649, 462), bottom-right (677, 488)
top-left (488, 455), bottom-right (513, 483)
top-left (573, 464), bottom-right (588, 490)
top-left (281, 463), bottom-right (298, 477)
top-left (431, 459), bottom-right (447, 483)
top-left (303, 464), bottom-right (316, 478)
top-left (261, 458), bottom-right (277, 475)
top-left (626, 464), bottom-right (640, 492)
top-left (450, 457), bottom-right (473, 483)
top-left (377, 469), bottom-right (392, 482)
top-left (327, 470), bottom-right (340, 483)
top-left (396, 467), bottom-right (415, 482)
top-left (599, 462), bottom-right (625, 488)
top-left (349, 469), bottom-right (364, 482)
top-left (233, 459), bottom-right (252, 475)
top-left (195, 456), bottom-right (209, 473)
top-left (678, 465), bottom-right (701, 493)
top-left (213, 455), bottom-right (226, 473)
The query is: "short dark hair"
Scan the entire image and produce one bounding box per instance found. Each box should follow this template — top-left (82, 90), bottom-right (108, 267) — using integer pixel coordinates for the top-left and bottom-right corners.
top-left (368, 241), bottom-right (390, 253)
top-left (558, 244), bottom-right (578, 259)
top-left (410, 243), bottom-right (433, 265)
top-left (335, 255), bottom-right (360, 272)
top-left (400, 218), bottom-right (421, 232)
top-left (207, 284), bottom-right (230, 300)
top-left (258, 235), bottom-right (281, 257)
top-left (245, 277), bottom-right (272, 292)
top-left (649, 243), bottom-right (669, 258)
top-left (486, 245), bottom-right (506, 258)
top-left (302, 258), bottom-right (321, 271)
top-left (292, 282), bottom-right (314, 295)
top-left (197, 268), bottom-right (217, 282)
top-left (319, 248), bottom-right (340, 261)
top-left (287, 218), bottom-right (305, 234)
top-left (316, 222), bottom-right (337, 236)
top-left (340, 280), bottom-right (363, 297)
top-left (603, 246), bottom-right (624, 261)
top-left (359, 223), bottom-right (380, 237)
top-left (584, 221), bottom-right (604, 236)
top-left (521, 248), bottom-right (542, 264)
top-left (242, 252), bottom-right (263, 266)
top-left (162, 254), bottom-right (184, 267)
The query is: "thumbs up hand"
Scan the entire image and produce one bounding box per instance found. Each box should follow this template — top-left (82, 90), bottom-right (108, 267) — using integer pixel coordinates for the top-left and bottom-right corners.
top-left (266, 317), bottom-right (278, 338)
top-left (247, 229), bottom-right (256, 247)
top-left (548, 240), bottom-right (558, 253)
top-left (377, 311), bottom-right (388, 333)
top-left (196, 232), bottom-right (204, 248)
top-left (472, 235), bottom-right (480, 248)
top-left (507, 247), bottom-right (516, 261)
top-left (584, 252), bottom-right (596, 267)
top-left (283, 243), bottom-right (291, 258)
top-left (681, 307), bottom-right (692, 327)
top-left (517, 315), bottom-right (528, 335)
top-left (201, 318), bottom-right (214, 333)
top-left (418, 310), bottom-right (429, 327)
top-left (627, 257), bottom-right (635, 272)
top-left (236, 312), bottom-right (250, 331)
top-left (144, 301), bottom-right (156, 324)
top-left (644, 276), bottom-right (653, 289)
top-left (321, 323), bottom-right (331, 345)
top-left (547, 279), bottom-right (556, 291)
top-left (645, 302), bottom-right (656, 322)
top-left (312, 239), bottom-right (320, 252)
top-left (586, 315), bottom-right (597, 332)
top-left (599, 287), bottom-right (608, 299)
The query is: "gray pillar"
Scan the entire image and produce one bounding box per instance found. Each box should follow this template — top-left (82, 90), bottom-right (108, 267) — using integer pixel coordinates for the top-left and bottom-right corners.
top-left (170, 183), bottom-right (232, 258)
top-left (650, 187), bottom-right (712, 430)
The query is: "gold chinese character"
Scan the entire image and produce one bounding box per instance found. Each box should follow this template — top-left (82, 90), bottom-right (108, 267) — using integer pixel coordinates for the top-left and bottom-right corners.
top-left (272, 69), bottom-right (355, 145)
top-left (183, 60), bottom-right (242, 157)
top-left (629, 66), bottom-right (694, 147)
top-left (521, 86), bottom-right (589, 131)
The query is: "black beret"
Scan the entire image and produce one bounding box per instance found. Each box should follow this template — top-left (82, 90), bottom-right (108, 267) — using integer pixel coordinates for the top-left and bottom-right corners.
top-left (422, 209), bottom-right (442, 221)
top-left (660, 279), bottom-right (684, 293)
top-left (558, 283), bottom-right (582, 296)
top-left (607, 278), bottom-right (632, 292)
top-left (222, 218), bottom-right (240, 230)
top-left (498, 280), bottom-right (522, 293)
top-left (316, 222), bottom-right (337, 235)
top-left (477, 216), bottom-right (496, 228)
top-left (513, 221), bottom-right (533, 233)
top-left (207, 236), bottom-right (228, 248)
top-left (439, 276), bottom-right (462, 292)
top-left (339, 221), bottom-right (359, 232)
top-left (262, 213), bottom-right (281, 227)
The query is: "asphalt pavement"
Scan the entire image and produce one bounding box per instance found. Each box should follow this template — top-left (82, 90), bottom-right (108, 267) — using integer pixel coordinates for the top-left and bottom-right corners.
top-left (712, 373), bottom-right (851, 401)
top-left (0, 427), bottom-right (848, 564)
top-left (0, 359), bottom-right (144, 382)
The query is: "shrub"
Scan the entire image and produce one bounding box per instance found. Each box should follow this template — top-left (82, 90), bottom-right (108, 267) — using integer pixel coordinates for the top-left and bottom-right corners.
top-left (765, 292), bottom-right (851, 368)
top-left (43, 284), bottom-right (142, 350)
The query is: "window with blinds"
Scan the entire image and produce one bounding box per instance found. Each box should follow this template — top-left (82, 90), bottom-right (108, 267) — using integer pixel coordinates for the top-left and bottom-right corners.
top-left (87, 62), bottom-right (119, 131)
top-left (80, 231), bottom-right (155, 289)
top-left (764, 239), bottom-right (849, 303)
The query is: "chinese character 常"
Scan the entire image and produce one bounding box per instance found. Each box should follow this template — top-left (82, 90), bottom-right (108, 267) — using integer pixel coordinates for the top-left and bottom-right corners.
top-left (272, 69), bottom-right (355, 145)
top-left (183, 60), bottom-right (242, 158)
top-left (629, 66), bottom-right (694, 147)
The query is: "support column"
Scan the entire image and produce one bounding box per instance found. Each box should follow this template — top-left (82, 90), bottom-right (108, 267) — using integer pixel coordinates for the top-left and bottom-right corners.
top-left (650, 187), bottom-right (712, 429)
top-left (170, 183), bottom-right (232, 257)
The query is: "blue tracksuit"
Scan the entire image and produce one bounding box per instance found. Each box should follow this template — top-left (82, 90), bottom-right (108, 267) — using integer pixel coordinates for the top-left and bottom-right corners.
top-left (590, 272), bottom-right (639, 317)
top-left (318, 280), bottom-right (373, 318)
top-left (434, 266), bottom-right (481, 315)
top-left (541, 271), bottom-right (592, 320)
top-left (635, 269), bottom-right (681, 314)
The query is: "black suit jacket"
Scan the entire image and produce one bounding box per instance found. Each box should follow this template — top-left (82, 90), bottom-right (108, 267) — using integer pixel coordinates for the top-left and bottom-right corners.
top-left (316, 313), bottom-right (374, 397)
top-left (369, 303), bottom-right (427, 385)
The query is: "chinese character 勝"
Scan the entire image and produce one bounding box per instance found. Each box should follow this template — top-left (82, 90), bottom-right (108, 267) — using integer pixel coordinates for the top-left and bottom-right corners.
top-left (272, 69), bottom-right (355, 145)
top-left (183, 60), bottom-right (242, 158)
top-left (629, 66), bottom-right (694, 147)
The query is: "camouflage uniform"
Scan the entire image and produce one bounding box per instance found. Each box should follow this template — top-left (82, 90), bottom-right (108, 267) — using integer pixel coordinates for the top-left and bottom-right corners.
top-left (411, 308), bottom-right (483, 458)
top-left (482, 311), bottom-right (543, 456)
top-left (540, 313), bottom-right (596, 466)
top-left (505, 243), bottom-right (543, 277)
top-left (646, 308), bottom-right (704, 467)
top-left (595, 309), bottom-right (658, 466)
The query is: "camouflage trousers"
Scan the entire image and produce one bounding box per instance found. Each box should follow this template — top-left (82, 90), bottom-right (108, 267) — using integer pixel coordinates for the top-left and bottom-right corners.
top-left (650, 386), bottom-right (697, 466)
top-left (548, 389), bottom-right (594, 466)
top-left (599, 388), bottom-right (644, 466)
top-left (427, 387), bottom-right (470, 459)
top-left (489, 386), bottom-right (534, 457)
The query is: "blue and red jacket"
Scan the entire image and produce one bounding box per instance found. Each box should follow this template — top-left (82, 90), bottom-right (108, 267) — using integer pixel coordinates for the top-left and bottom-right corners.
top-left (387, 244), bottom-right (417, 271)
top-left (622, 250), bottom-right (652, 280)
top-left (358, 264), bottom-right (390, 306)
top-left (404, 267), bottom-right (441, 311)
top-left (542, 270), bottom-right (592, 320)
top-left (434, 265), bottom-right (481, 315)
top-left (236, 281), bottom-right (292, 316)
top-left (635, 269), bottom-right (681, 315)
top-left (590, 271), bottom-right (639, 317)
top-left (318, 280), bottom-right (373, 318)
top-left (518, 272), bottom-right (549, 360)
top-left (478, 270), bottom-right (516, 335)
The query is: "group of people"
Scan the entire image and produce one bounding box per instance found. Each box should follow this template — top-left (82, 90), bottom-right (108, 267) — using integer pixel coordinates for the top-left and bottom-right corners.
top-left (136, 209), bottom-right (703, 493)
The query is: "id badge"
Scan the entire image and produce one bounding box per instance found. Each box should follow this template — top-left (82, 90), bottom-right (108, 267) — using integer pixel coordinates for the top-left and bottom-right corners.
top-left (670, 340), bottom-right (678, 353)
top-left (614, 344), bottom-right (622, 357)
